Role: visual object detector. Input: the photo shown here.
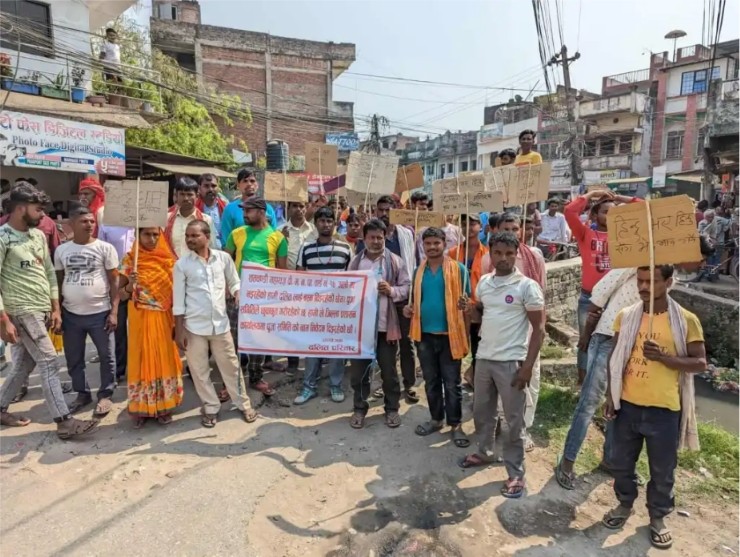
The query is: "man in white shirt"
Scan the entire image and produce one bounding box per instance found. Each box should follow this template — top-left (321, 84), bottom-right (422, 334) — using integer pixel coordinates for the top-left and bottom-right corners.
top-left (459, 232), bottom-right (545, 500)
top-left (537, 198), bottom-right (570, 249)
top-left (173, 220), bottom-right (256, 428)
top-left (165, 177), bottom-right (218, 257)
top-left (54, 207), bottom-right (119, 416)
top-left (99, 27), bottom-right (122, 89)
top-left (281, 201), bottom-right (317, 270)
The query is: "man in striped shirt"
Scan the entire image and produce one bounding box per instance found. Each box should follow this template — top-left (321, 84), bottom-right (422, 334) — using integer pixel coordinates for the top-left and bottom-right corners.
top-left (294, 207), bottom-right (352, 404)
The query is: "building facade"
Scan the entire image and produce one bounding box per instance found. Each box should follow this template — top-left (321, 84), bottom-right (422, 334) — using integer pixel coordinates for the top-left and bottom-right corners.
top-left (402, 131), bottom-right (477, 190)
top-left (150, 0), bottom-right (356, 159)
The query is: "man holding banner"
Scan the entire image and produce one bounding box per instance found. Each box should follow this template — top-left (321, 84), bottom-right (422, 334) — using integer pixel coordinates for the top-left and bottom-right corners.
top-left (347, 219), bottom-right (409, 429)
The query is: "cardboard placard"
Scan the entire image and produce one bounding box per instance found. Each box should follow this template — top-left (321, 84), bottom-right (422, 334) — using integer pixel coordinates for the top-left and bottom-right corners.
top-left (264, 172), bottom-right (308, 203)
top-left (304, 142), bottom-right (338, 176)
top-left (436, 191), bottom-right (504, 214)
top-left (484, 162), bottom-right (552, 206)
top-left (607, 195), bottom-right (702, 268)
top-left (345, 188), bottom-right (385, 208)
top-left (586, 184), bottom-right (610, 192)
top-left (389, 209), bottom-right (446, 228)
top-left (345, 152), bottom-right (399, 195)
top-left (395, 163), bottom-right (424, 193)
top-left (103, 180), bottom-right (168, 228)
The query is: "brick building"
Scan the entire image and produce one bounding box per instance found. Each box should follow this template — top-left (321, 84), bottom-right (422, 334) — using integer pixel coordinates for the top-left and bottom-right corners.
top-left (150, 0), bottom-right (356, 159)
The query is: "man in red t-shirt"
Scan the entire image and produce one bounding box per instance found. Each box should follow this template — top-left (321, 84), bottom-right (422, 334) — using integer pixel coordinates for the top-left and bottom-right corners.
top-left (564, 189), bottom-right (638, 383)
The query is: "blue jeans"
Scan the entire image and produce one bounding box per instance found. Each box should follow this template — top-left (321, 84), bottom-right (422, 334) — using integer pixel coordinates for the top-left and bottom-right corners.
top-left (576, 292), bottom-right (591, 371)
top-left (302, 357), bottom-right (345, 392)
top-left (62, 309), bottom-right (116, 399)
top-left (563, 333), bottom-right (615, 463)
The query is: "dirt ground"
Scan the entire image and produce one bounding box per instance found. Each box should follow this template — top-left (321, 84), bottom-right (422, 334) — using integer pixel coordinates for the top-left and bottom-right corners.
top-left (1, 354), bottom-right (738, 557)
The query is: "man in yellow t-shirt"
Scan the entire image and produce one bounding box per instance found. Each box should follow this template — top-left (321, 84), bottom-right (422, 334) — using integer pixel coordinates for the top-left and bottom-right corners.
top-left (602, 265), bottom-right (706, 551)
top-left (514, 129), bottom-right (543, 166)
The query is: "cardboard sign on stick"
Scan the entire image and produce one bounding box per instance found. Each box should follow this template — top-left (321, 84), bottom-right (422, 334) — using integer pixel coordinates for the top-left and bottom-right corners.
top-left (436, 191), bottom-right (504, 214)
top-left (103, 180), bottom-right (168, 228)
top-left (432, 174), bottom-right (486, 198)
top-left (607, 195), bottom-right (702, 268)
top-left (304, 142), bottom-right (338, 176)
top-left (264, 172), bottom-right (308, 203)
top-left (506, 162), bottom-right (552, 206)
top-left (390, 209), bottom-right (446, 228)
top-left (345, 188), bottom-right (384, 208)
top-left (345, 152), bottom-right (399, 195)
top-left (394, 163), bottom-right (424, 193)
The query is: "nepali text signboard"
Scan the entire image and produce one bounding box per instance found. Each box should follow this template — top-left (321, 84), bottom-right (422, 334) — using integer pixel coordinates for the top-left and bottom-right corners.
top-left (607, 195), bottom-right (701, 268)
top-left (238, 264), bottom-right (379, 358)
top-left (0, 110), bottom-right (125, 176)
top-left (103, 180), bottom-right (169, 228)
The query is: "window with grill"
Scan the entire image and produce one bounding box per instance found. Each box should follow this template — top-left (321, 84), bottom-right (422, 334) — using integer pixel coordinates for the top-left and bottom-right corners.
top-left (666, 131), bottom-right (684, 159)
top-left (618, 135), bottom-right (633, 154)
top-left (459, 161), bottom-right (468, 172)
top-left (583, 140), bottom-right (598, 157)
top-left (599, 138), bottom-right (616, 155)
top-left (680, 67), bottom-right (721, 95)
top-left (0, 0), bottom-right (53, 58)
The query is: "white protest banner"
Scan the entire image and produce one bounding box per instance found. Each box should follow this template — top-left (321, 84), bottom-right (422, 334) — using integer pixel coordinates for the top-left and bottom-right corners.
top-left (103, 180), bottom-right (169, 228)
top-left (238, 263), bottom-right (379, 359)
top-left (345, 152), bottom-right (399, 196)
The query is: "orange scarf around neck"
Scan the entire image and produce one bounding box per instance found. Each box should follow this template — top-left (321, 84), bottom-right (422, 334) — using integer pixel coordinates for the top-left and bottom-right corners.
top-left (410, 257), bottom-right (469, 360)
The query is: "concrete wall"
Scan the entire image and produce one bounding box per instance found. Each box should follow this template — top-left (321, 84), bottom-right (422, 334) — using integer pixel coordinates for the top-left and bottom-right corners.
top-left (544, 258), bottom-right (739, 367)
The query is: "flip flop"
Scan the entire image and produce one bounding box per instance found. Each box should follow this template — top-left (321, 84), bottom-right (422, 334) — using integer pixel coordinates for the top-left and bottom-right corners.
top-left (385, 411), bottom-right (401, 428)
top-left (650, 525), bottom-right (673, 549)
top-left (0, 411), bottom-right (31, 427)
top-left (350, 411), bottom-right (365, 429)
top-left (602, 507), bottom-right (634, 530)
top-left (555, 455), bottom-right (575, 490)
top-left (501, 477), bottom-right (526, 499)
top-left (242, 409), bottom-right (258, 423)
top-left (452, 428), bottom-right (470, 448)
top-left (414, 421), bottom-right (443, 436)
top-left (458, 454), bottom-right (489, 469)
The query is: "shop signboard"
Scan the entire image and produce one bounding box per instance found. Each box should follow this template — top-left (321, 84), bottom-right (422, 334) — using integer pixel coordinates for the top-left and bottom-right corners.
top-left (0, 110), bottom-right (125, 176)
top-left (325, 132), bottom-right (360, 152)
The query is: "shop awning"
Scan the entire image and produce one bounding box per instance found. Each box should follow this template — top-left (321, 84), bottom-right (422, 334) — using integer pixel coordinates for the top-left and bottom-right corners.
top-left (606, 176), bottom-right (650, 185)
top-left (145, 162), bottom-right (236, 178)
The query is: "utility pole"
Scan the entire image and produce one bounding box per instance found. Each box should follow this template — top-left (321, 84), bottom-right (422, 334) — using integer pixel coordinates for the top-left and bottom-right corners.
top-left (363, 114), bottom-right (389, 155)
top-left (549, 45), bottom-right (582, 187)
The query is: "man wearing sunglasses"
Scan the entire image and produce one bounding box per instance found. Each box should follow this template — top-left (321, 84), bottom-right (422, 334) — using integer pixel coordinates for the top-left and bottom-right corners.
top-left (221, 169), bottom-right (277, 244)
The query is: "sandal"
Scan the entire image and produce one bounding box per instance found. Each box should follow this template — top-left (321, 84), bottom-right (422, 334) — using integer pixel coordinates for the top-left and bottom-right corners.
top-left (415, 420), bottom-right (443, 436)
top-left (501, 477), bottom-right (526, 499)
top-left (262, 361), bottom-right (286, 372)
top-left (252, 380), bottom-right (275, 397)
top-left (218, 387), bottom-right (230, 403)
top-left (650, 524), bottom-right (673, 549)
top-left (10, 385), bottom-right (28, 403)
top-left (157, 414), bottom-right (173, 425)
top-left (403, 389), bottom-right (419, 404)
top-left (458, 454), bottom-right (489, 469)
top-left (385, 411), bottom-right (401, 428)
top-left (56, 417), bottom-right (98, 439)
top-left (242, 409), bottom-right (258, 423)
top-left (94, 397), bottom-right (113, 417)
top-left (350, 411), bottom-right (365, 429)
top-left (0, 411), bottom-right (31, 427)
top-left (555, 455), bottom-right (575, 490)
top-left (602, 507), bottom-right (634, 530)
top-left (452, 428), bottom-right (470, 448)
top-left (201, 413), bottom-right (217, 428)
top-left (133, 417), bottom-right (146, 429)
top-left (524, 432), bottom-right (535, 452)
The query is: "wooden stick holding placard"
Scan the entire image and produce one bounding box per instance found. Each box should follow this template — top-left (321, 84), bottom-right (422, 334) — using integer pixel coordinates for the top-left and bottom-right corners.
top-left (645, 194), bottom-right (656, 336)
top-left (134, 177), bottom-right (140, 271)
top-left (363, 161), bottom-right (376, 210)
top-left (463, 192), bottom-right (471, 294)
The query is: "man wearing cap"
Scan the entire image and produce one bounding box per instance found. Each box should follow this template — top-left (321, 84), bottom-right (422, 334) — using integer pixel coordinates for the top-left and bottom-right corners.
top-left (225, 197), bottom-right (288, 397)
top-left (221, 169), bottom-right (277, 244)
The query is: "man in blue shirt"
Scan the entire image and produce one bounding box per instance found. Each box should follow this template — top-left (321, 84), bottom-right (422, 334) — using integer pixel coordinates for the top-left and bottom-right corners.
top-left (221, 169), bottom-right (277, 243)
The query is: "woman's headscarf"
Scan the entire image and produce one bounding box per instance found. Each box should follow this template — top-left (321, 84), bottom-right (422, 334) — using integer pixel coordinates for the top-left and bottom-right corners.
top-left (127, 230), bottom-right (177, 311)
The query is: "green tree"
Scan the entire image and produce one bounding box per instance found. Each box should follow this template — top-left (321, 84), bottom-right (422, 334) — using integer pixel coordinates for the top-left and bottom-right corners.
top-left (92, 17), bottom-right (251, 161)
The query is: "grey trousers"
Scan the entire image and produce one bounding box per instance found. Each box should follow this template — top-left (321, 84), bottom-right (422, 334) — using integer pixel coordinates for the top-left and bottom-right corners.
top-left (0, 312), bottom-right (70, 420)
top-left (474, 359), bottom-right (526, 480)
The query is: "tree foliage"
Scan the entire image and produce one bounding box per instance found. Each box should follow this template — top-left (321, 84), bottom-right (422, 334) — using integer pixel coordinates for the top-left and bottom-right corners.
top-left (93, 17), bottom-right (251, 161)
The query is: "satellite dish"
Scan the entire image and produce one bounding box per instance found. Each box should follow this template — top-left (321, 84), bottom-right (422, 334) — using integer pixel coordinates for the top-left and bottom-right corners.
top-left (664, 30), bottom-right (688, 61)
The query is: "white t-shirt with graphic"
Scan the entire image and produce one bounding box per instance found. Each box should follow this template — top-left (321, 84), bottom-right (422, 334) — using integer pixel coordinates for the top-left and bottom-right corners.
top-left (54, 240), bottom-right (119, 315)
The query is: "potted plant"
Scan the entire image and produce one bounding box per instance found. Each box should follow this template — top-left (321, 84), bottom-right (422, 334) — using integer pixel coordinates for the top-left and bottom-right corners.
top-left (40, 71), bottom-right (69, 100)
top-left (70, 65), bottom-right (86, 103)
top-left (0, 53), bottom-right (13, 79)
top-left (1, 71), bottom-right (40, 95)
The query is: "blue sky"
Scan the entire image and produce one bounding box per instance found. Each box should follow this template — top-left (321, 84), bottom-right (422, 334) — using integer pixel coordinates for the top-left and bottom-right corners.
top-left (135, 0), bottom-right (739, 138)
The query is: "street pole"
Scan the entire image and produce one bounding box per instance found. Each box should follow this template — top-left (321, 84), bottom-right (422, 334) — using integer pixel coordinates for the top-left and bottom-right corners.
top-left (549, 45), bottom-right (582, 188)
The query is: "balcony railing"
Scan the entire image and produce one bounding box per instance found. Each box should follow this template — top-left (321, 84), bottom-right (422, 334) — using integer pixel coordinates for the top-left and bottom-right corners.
top-left (603, 68), bottom-right (650, 88)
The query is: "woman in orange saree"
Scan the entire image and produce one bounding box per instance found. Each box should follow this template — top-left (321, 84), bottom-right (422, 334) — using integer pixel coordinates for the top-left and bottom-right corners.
top-left (119, 227), bottom-right (183, 428)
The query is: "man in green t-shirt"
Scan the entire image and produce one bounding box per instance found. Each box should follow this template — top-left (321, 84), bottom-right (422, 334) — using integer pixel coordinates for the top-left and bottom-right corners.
top-left (225, 197), bottom-right (287, 397)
